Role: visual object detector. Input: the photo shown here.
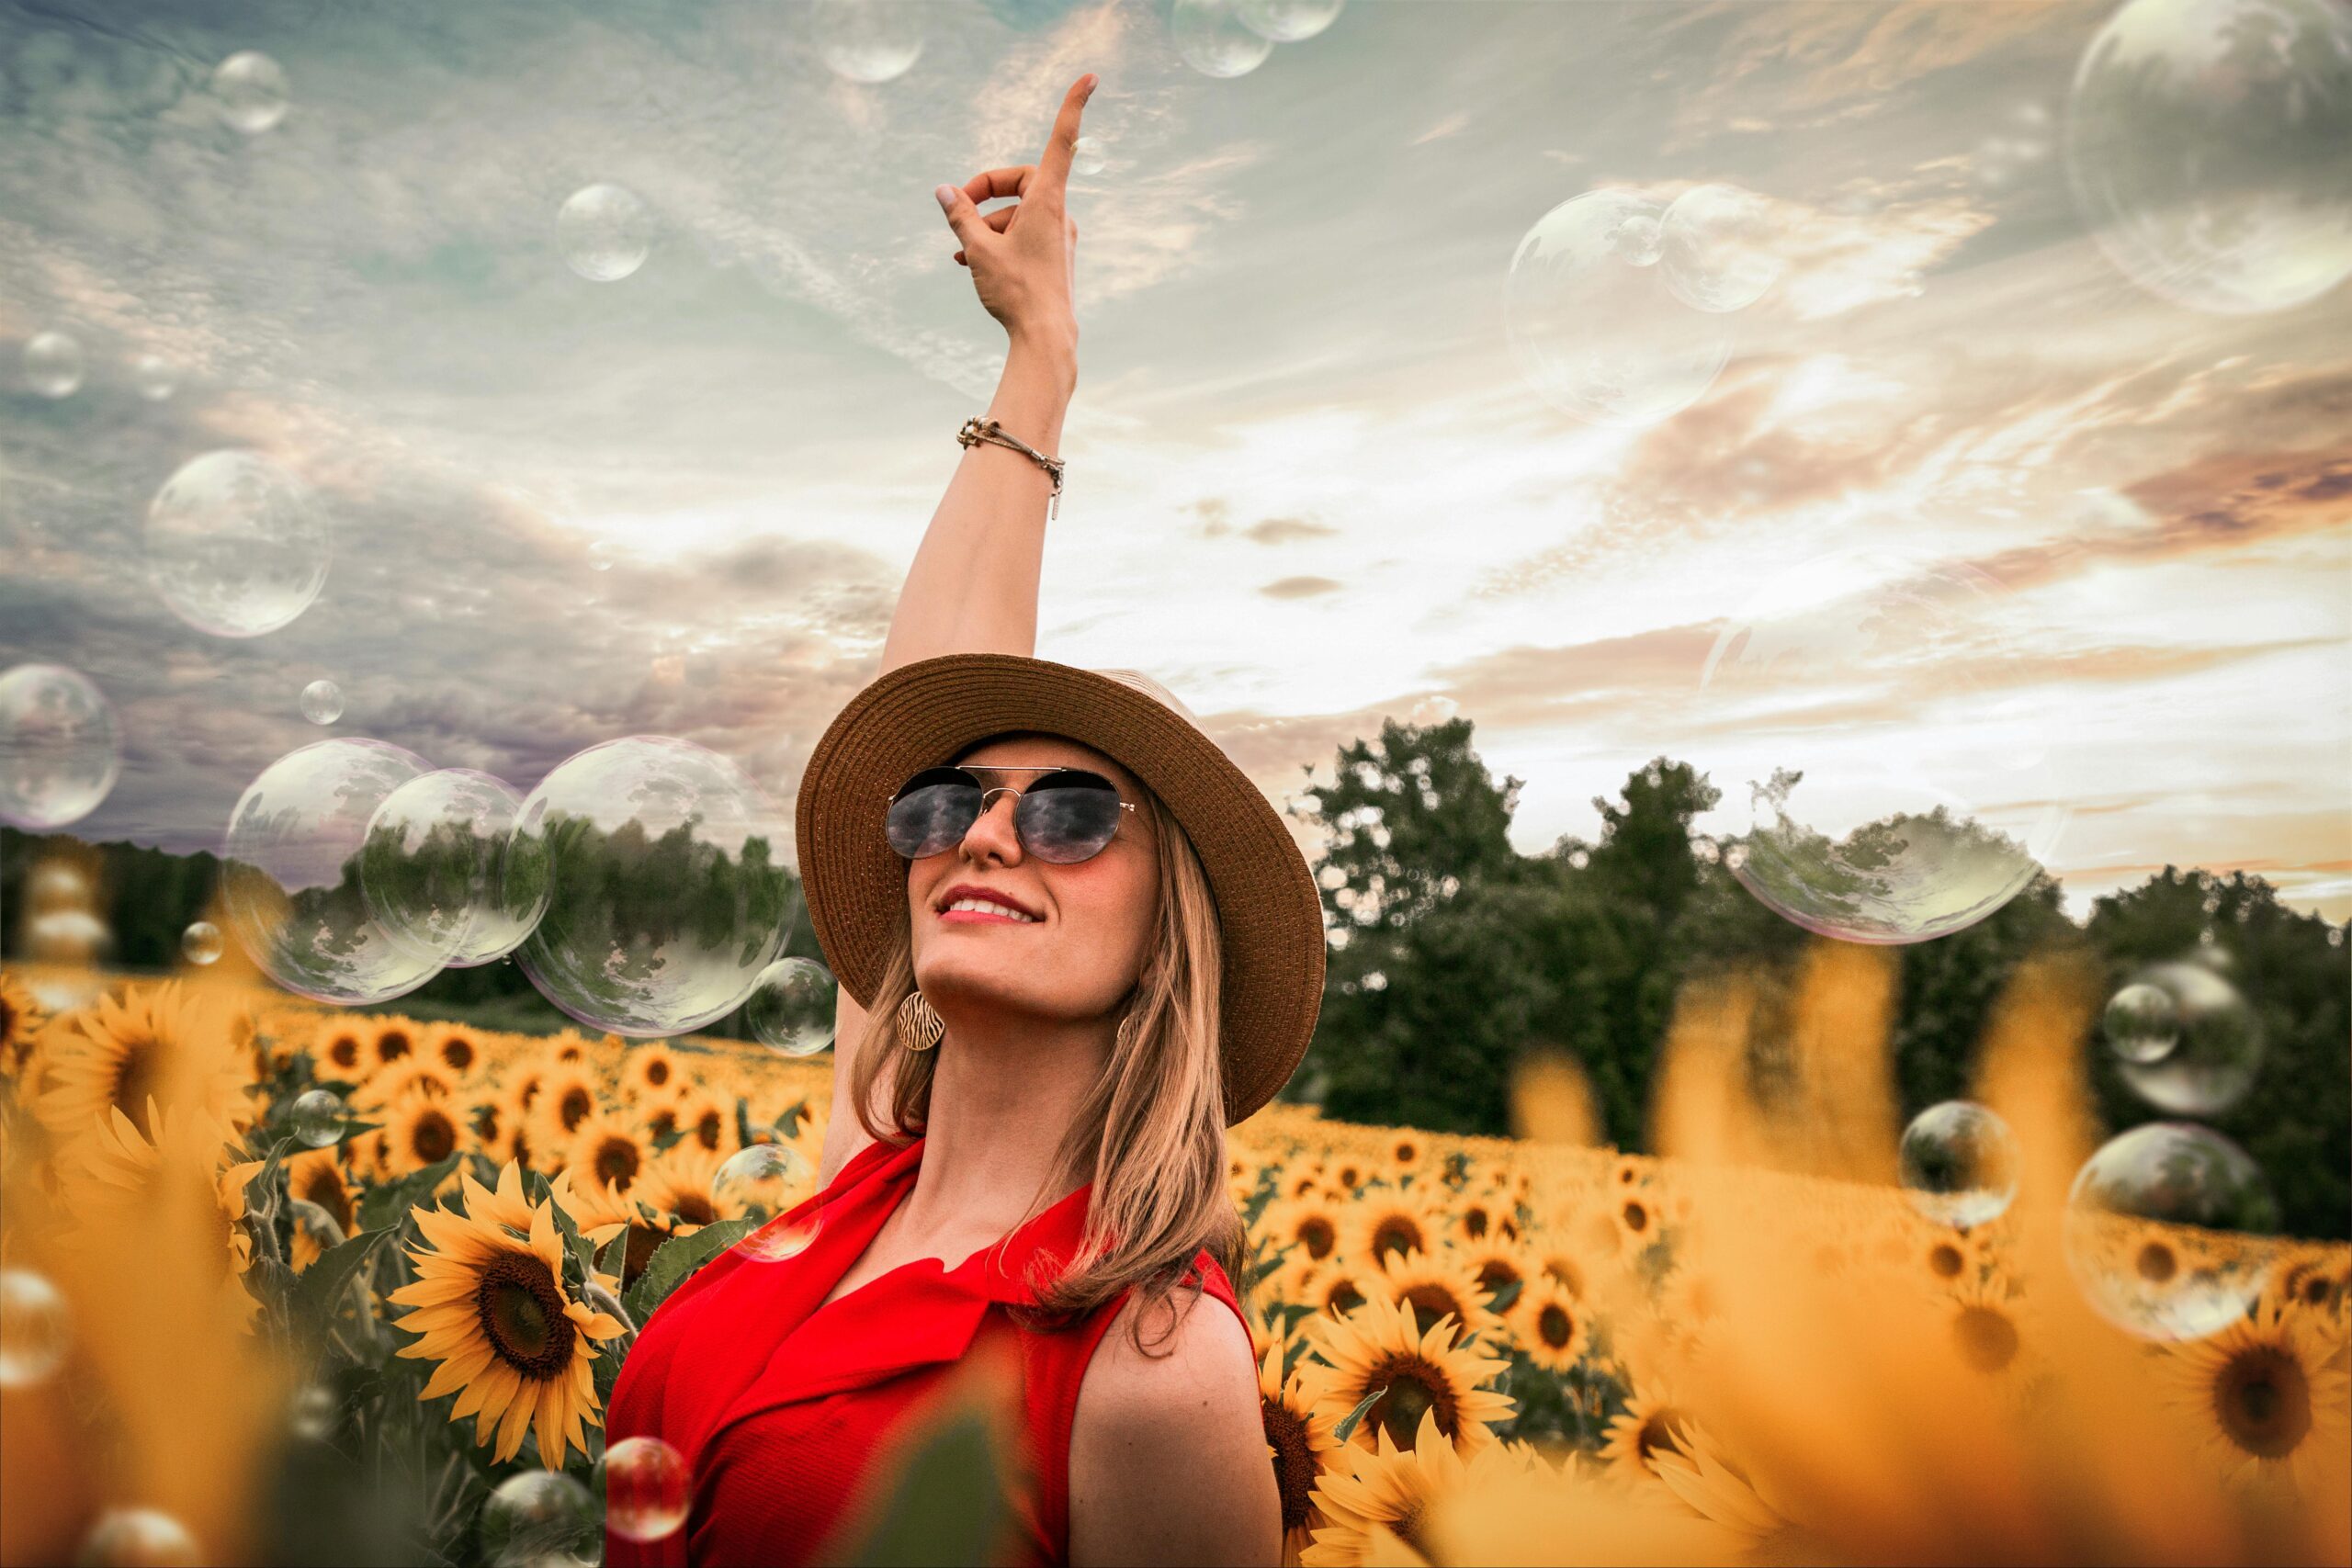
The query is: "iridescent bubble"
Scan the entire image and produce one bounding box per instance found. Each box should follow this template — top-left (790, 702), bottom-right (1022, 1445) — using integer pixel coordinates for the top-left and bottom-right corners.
top-left (0, 663), bottom-right (122, 830)
top-left (221, 739), bottom-right (446, 1006)
top-left (713, 1144), bottom-right (821, 1262)
top-left (2112, 960), bottom-right (2263, 1114)
top-left (300, 679), bottom-right (343, 726)
top-left (289, 1089), bottom-right (347, 1146)
top-left (0, 1269), bottom-right (70, 1388)
top-left (1660, 183), bottom-right (1784, 312)
top-left (503, 738), bottom-right (789, 1036)
top-left (287, 1382), bottom-right (338, 1443)
top-left (2065, 0), bottom-right (2352, 315)
top-left (1692, 549), bottom-right (2073, 943)
top-left (1170, 0), bottom-right (1276, 77)
top-left (601, 1435), bottom-right (692, 1543)
top-left (814, 0), bottom-right (925, 85)
top-left (180, 920), bottom-right (222, 965)
top-left (131, 354), bottom-right (177, 401)
top-left (76, 1507), bottom-right (201, 1567)
top-left (2065, 1122), bottom-right (2279, 1341)
top-left (359, 769), bottom-right (537, 968)
top-left (2103, 979), bottom-right (2180, 1064)
top-left (1506, 188), bottom-right (1735, 429)
top-left (558, 183), bottom-right (656, 283)
top-left (1072, 135), bottom-right (1108, 177)
top-left (1238, 0), bottom-right (1345, 42)
top-left (1897, 1100), bottom-right (2018, 1230)
top-left (211, 50), bottom-right (288, 134)
top-left (144, 449), bottom-right (331, 638)
top-left (23, 330), bottom-right (85, 398)
top-left (478, 1470), bottom-right (598, 1568)
top-left (588, 539), bottom-right (615, 572)
top-left (744, 957), bottom-right (838, 1057)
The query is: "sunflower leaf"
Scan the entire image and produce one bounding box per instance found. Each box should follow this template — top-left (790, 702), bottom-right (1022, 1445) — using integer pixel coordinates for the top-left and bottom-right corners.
top-left (624, 1217), bottom-right (757, 1325)
top-left (1488, 1278), bottom-right (1525, 1314)
top-left (291, 1226), bottom-right (400, 1339)
top-left (548, 1189), bottom-right (599, 1286)
top-left (357, 1154), bottom-right (462, 1234)
top-left (1332, 1383), bottom-right (1388, 1444)
top-left (648, 1125), bottom-right (688, 1154)
top-left (596, 1226), bottom-right (630, 1283)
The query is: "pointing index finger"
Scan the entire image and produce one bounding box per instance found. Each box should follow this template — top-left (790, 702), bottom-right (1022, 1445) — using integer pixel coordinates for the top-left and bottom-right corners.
top-left (1034, 73), bottom-right (1098, 201)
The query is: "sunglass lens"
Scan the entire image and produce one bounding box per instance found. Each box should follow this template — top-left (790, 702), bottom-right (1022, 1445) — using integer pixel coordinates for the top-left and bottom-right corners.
top-left (1016, 773), bottom-right (1125, 863)
top-left (887, 772), bottom-right (980, 859)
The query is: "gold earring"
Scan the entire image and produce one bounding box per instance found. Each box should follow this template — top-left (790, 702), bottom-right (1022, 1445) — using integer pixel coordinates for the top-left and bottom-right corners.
top-left (898, 989), bottom-right (944, 1053)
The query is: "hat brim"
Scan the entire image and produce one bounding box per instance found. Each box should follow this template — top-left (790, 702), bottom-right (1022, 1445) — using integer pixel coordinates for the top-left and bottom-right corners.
top-left (794, 652), bottom-right (1325, 1125)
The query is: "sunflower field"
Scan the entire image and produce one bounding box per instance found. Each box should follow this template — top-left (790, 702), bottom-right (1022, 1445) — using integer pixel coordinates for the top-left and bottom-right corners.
top-left (1, 946), bottom-right (2346, 1567)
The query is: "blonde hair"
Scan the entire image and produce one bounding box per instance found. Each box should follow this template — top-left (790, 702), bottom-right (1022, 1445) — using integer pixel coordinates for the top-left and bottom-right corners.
top-left (846, 764), bottom-right (1244, 1356)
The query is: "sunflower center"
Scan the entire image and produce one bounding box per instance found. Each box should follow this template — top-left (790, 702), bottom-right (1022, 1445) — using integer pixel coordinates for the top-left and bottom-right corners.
top-left (441, 1037), bottom-right (475, 1071)
top-left (695, 1111), bottom-right (723, 1151)
top-left (673, 1193), bottom-right (717, 1227)
top-left (109, 1036), bottom-right (166, 1136)
top-left (560, 1087), bottom-right (594, 1133)
top-left (409, 1109), bottom-right (458, 1164)
top-left (1464, 1206), bottom-right (1489, 1239)
top-left (1401, 1285), bottom-right (1465, 1337)
top-left (1622, 1200), bottom-right (1649, 1235)
top-left (1261, 1398), bottom-right (1317, 1533)
top-left (646, 1060), bottom-right (671, 1088)
top-left (1338, 1165), bottom-right (1362, 1189)
top-left (594, 1136), bottom-right (641, 1191)
top-left (2135, 1241), bottom-right (2177, 1283)
top-left (1538, 1303), bottom-right (1576, 1351)
top-left (1299, 1216), bottom-right (1336, 1260)
top-left (1635, 1407), bottom-right (1689, 1472)
top-left (1476, 1258), bottom-right (1521, 1294)
top-left (624, 1223), bottom-right (665, 1285)
top-left (1371, 1216), bottom-right (1423, 1265)
top-left (1366, 1353), bottom-right (1457, 1450)
top-left (377, 1030), bottom-right (412, 1063)
top-left (1928, 1243), bottom-right (1965, 1280)
top-left (473, 1250), bottom-right (577, 1379)
top-left (1326, 1279), bottom-right (1365, 1316)
top-left (300, 1167), bottom-right (355, 1234)
top-left (2215, 1346), bottom-right (2312, 1459)
top-left (1953, 1305), bottom-right (2018, 1372)
top-left (327, 1034), bottom-right (361, 1070)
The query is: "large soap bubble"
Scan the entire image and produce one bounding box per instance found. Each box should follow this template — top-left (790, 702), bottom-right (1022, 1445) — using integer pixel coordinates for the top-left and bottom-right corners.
top-left (0, 664), bottom-right (121, 830)
top-left (221, 739), bottom-right (446, 1005)
top-left (211, 50), bottom-right (289, 134)
top-left (558, 183), bottom-right (656, 283)
top-left (601, 1436), bottom-right (692, 1544)
top-left (713, 1144), bottom-right (822, 1262)
top-left (300, 679), bottom-right (343, 726)
top-left (814, 0), bottom-right (925, 84)
top-left (503, 737), bottom-right (790, 1037)
top-left (1692, 550), bottom-right (2073, 943)
top-left (744, 957), bottom-right (838, 1057)
top-left (2065, 0), bottom-right (2352, 316)
top-left (1659, 183), bottom-right (1784, 312)
top-left (145, 449), bottom-right (331, 638)
top-left (22, 330), bottom-right (84, 399)
top-left (1898, 1100), bottom-right (2018, 1230)
top-left (1506, 188), bottom-right (1736, 429)
top-left (1238, 0), bottom-right (1345, 42)
top-left (479, 1471), bottom-right (598, 1568)
top-left (2111, 959), bottom-right (2263, 1114)
top-left (359, 769), bottom-right (538, 968)
top-left (2102, 979), bottom-right (2179, 1064)
top-left (2065, 1122), bottom-right (2278, 1341)
top-left (1171, 0), bottom-right (1277, 77)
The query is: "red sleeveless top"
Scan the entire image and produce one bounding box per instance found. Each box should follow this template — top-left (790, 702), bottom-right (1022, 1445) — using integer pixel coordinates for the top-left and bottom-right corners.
top-left (603, 1134), bottom-right (1246, 1566)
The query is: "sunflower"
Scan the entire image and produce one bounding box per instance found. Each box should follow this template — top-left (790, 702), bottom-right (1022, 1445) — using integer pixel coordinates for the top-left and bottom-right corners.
top-left (1329, 1156), bottom-right (1369, 1193)
top-left (1918, 1229), bottom-right (1984, 1287)
top-left (506, 1063), bottom-right (549, 1118)
top-left (310, 1018), bottom-right (368, 1081)
top-left (1267, 1195), bottom-right (1346, 1266)
top-left (542, 1030), bottom-right (593, 1067)
top-left (366, 1017), bottom-right (419, 1071)
top-left (530, 1066), bottom-right (604, 1151)
top-left (2165, 1307), bottom-right (2352, 1492)
top-left (1458, 1235), bottom-right (1531, 1304)
top-left (388, 1162), bottom-right (626, 1469)
top-left (286, 1146), bottom-right (358, 1237)
top-left (467, 1095), bottom-right (504, 1156)
top-left (1301, 1404), bottom-right (1539, 1568)
top-left (1385, 1132), bottom-right (1427, 1176)
top-left (351, 1056), bottom-right (459, 1112)
top-left (620, 1042), bottom-right (684, 1101)
top-left (1945, 1269), bottom-right (2029, 1382)
top-left (562, 1109), bottom-right (650, 1198)
top-left (1512, 1279), bottom-right (1589, 1375)
top-left (34, 980), bottom-right (258, 1146)
top-left (671, 1087), bottom-right (737, 1156)
top-left (425, 1021), bottom-right (484, 1080)
top-left (59, 1098), bottom-right (266, 1331)
top-left (1651, 1410), bottom-right (1799, 1545)
top-left (1304, 1289), bottom-right (1515, 1457)
top-left (630, 1140), bottom-right (733, 1232)
top-left (1611, 1190), bottom-right (1662, 1261)
top-left (1259, 1319), bottom-right (1344, 1555)
top-left (1348, 1190), bottom-right (1444, 1273)
top-left (1376, 1247), bottom-right (1505, 1344)
top-left (1531, 1245), bottom-right (1588, 1303)
top-left (0, 970), bottom-right (48, 1079)
top-left (372, 1091), bottom-right (461, 1180)
top-left (1602, 1387), bottom-right (1697, 1481)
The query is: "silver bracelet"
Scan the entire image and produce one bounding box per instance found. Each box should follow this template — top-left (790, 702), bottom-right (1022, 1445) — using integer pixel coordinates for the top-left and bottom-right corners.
top-left (957, 416), bottom-right (1066, 521)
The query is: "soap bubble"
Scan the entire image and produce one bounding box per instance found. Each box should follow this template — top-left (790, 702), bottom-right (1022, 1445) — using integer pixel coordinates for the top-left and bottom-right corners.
top-left (131, 354), bottom-right (177, 400)
top-left (23, 330), bottom-right (85, 398)
top-left (1506, 188), bottom-right (1735, 429)
top-left (1072, 135), bottom-right (1108, 177)
top-left (814, 0), bottom-right (924, 84)
top-left (0, 663), bottom-right (122, 830)
top-left (478, 1470), bottom-right (598, 1568)
top-left (76, 1507), bottom-right (201, 1566)
top-left (0, 1269), bottom-right (70, 1388)
top-left (714, 1144), bottom-right (821, 1262)
top-left (588, 539), bottom-right (615, 572)
top-left (2065, 0), bottom-right (2352, 315)
top-left (558, 182), bottom-right (656, 283)
top-left (145, 449), bottom-right (331, 638)
top-left (289, 1089), bottom-right (347, 1146)
top-left (2102, 979), bottom-right (2180, 1064)
top-left (212, 50), bottom-right (288, 133)
top-left (1659, 183), bottom-right (1783, 312)
top-left (2065, 1122), bottom-right (2279, 1341)
top-left (503, 738), bottom-right (789, 1037)
top-left (220, 739), bottom-right (446, 1006)
top-left (1897, 1101), bottom-right (2018, 1230)
top-left (180, 920), bottom-right (222, 965)
top-left (300, 679), bottom-right (343, 726)
top-left (744, 957), bottom-right (838, 1057)
top-left (1691, 549), bottom-right (2073, 943)
top-left (287, 1382), bottom-right (339, 1443)
top-left (601, 1436), bottom-right (692, 1543)
top-left (1238, 0), bottom-right (1345, 42)
top-left (2111, 960), bottom-right (2263, 1114)
top-left (1171, 0), bottom-right (1277, 77)
top-left (360, 769), bottom-right (537, 968)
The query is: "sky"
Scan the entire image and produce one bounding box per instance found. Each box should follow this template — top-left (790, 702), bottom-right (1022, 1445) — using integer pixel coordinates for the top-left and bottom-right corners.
top-left (3, 0), bottom-right (2348, 928)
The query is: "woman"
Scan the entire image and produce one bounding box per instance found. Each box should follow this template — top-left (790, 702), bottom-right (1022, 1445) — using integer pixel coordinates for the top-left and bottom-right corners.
top-left (605, 74), bottom-right (1325, 1568)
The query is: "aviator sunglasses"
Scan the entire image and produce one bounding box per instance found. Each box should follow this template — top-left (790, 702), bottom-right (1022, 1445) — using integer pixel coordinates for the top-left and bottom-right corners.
top-left (885, 765), bottom-right (1137, 864)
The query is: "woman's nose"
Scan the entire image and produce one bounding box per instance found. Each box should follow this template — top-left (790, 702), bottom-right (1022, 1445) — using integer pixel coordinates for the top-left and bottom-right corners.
top-left (959, 794), bottom-right (1023, 863)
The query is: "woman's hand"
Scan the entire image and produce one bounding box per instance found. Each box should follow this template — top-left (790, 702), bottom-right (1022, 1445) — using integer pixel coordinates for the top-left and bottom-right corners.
top-left (933, 73), bottom-right (1096, 353)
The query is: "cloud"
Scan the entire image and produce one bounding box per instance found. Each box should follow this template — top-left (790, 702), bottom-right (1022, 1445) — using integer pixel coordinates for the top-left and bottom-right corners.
top-left (1259, 575), bottom-right (1343, 601)
top-left (1239, 516), bottom-right (1338, 545)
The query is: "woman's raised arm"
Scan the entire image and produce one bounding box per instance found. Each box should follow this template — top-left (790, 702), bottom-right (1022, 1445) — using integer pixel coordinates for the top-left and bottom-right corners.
top-left (818, 74), bottom-right (1098, 1190)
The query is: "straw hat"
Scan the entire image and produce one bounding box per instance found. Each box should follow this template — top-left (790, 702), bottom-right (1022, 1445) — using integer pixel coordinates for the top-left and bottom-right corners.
top-left (794, 652), bottom-right (1325, 1125)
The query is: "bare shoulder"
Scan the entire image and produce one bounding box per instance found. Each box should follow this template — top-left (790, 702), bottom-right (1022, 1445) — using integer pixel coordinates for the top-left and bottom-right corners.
top-left (1067, 1280), bottom-right (1282, 1567)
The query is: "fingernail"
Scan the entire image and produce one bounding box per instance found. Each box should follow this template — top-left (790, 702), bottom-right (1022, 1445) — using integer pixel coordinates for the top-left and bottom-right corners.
top-left (934, 184), bottom-right (956, 211)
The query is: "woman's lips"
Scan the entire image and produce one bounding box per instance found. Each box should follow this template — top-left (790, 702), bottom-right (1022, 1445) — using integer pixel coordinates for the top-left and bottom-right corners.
top-left (938, 909), bottom-right (1033, 925)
